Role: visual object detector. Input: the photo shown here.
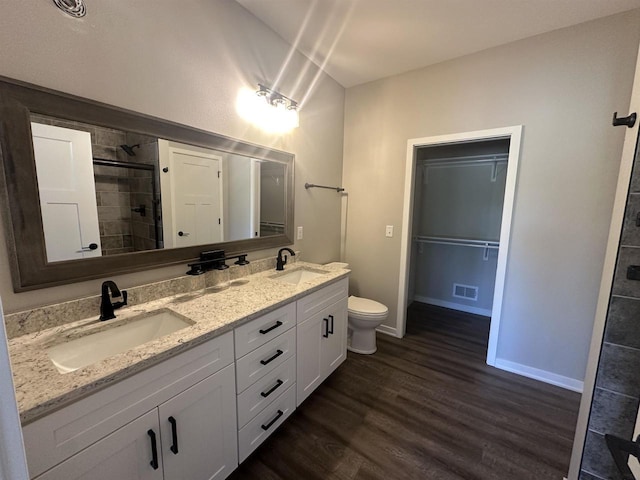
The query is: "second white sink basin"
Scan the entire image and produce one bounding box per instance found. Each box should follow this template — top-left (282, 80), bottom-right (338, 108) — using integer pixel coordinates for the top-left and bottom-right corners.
top-left (271, 268), bottom-right (327, 285)
top-left (47, 309), bottom-right (194, 374)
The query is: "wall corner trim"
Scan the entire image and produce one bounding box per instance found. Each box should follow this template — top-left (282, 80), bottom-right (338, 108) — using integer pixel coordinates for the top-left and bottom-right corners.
top-left (376, 324), bottom-right (398, 338)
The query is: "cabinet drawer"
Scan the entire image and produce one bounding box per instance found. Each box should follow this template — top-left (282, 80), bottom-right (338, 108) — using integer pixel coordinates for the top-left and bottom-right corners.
top-left (238, 384), bottom-right (296, 462)
top-left (235, 328), bottom-right (296, 393)
top-left (23, 331), bottom-right (234, 479)
top-left (234, 303), bottom-right (295, 358)
top-left (296, 278), bottom-right (348, 324)
top-left (237, 356), bottom-right (295, 428)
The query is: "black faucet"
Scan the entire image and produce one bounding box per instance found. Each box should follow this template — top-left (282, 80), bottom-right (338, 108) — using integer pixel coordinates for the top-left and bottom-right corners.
top-left (100, 280), bottom-right (128, 321)
top-left (186, 250), bottom-right (250, 275)
top-left (276, 248), bottom-right (296, 271)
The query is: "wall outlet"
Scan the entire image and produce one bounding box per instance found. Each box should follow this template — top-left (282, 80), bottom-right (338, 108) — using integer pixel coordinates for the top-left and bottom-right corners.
top-left (385, 225), bottom-right (393, 237)
top-left (297, 226), bottom-right (303, 240)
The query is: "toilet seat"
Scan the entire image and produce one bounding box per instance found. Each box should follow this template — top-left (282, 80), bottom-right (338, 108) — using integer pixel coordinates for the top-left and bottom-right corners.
top-left (348, 296), bottom-right (388, 321)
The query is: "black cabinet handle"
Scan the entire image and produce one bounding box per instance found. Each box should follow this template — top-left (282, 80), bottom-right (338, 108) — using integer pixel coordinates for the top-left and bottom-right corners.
top-left (261, 409), bottom-right (284, 431)
top-left (259, 321), bottom-right (283, 335)
top-left (147, 429), bottom-right (159, 470)
top-left (260, 349), bottom-right (283, 365)
top-left (328, 314), bottom-right (334, 335)
top-left (168, 416), bottom-right (179, 454)
top-left (261, 379), bottom-right (284, 398)
top-left (323, 318), bottom-right (329, 338)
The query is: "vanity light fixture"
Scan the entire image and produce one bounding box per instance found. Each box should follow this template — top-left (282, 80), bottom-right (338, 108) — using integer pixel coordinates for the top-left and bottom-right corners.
top-left (256, 84), bottom-right (297, 111)
top-left (236, 84), bottom-right (299, 134)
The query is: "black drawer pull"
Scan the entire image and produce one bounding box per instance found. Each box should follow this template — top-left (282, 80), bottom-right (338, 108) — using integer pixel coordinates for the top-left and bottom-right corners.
top-left (261, 409), bottom-right (284, 431)
top-left (147, 429), bottom-right (159, 470)
top-left (260, 349), bottom-right (283, 365)
top-left (328, 314), bottom-right (334, 335)
top-left (259, 321), bottom-right (283, 335)
top-left (261, 379), bottom-right (284, 398)
top-left (323, 317), bottom-right (329, 338)
top-left (168, 416), bottom-right (179, 454)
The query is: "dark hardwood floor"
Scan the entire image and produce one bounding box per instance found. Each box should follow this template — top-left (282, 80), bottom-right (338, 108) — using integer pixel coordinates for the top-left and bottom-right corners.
top-left (229, 303), bottom-right (581, 480)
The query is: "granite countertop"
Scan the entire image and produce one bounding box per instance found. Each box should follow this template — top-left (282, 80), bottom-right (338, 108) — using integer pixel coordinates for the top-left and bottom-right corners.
top-left (8, 262), bottom-right (349, 425)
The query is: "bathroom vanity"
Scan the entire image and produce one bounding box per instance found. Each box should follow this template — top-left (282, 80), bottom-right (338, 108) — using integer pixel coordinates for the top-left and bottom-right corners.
top-left (7, 262), bottom-right (349, 480)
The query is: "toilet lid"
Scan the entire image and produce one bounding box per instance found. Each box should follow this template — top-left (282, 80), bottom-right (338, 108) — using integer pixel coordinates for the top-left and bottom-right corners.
top-left (348, 296), bottom-right (388, 315)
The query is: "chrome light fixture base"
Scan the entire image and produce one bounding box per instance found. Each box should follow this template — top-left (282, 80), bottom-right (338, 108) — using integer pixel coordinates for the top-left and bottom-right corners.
top-left (53, 0), bottom-right (86, 18)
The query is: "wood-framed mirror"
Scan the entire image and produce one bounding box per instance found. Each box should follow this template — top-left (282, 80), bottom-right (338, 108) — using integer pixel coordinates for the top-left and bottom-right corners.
top-left (0, 77), bottom-right (294, 292)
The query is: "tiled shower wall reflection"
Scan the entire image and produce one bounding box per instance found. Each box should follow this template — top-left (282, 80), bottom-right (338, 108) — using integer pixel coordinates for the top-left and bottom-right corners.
top-left (580, 139), bottom-right (640, 479)
top-left (30, 114), bottom-right (162, 255)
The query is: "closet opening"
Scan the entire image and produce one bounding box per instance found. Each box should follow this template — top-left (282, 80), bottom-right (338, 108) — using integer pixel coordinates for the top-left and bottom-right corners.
top-left (398, 127), bottom-right (522, 366)
top-left (410, 139), bottom-right (509, 318)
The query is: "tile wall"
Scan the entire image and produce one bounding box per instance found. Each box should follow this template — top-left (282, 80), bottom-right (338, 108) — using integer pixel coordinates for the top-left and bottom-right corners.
top-left (580, 135), bottom-right (640, 479)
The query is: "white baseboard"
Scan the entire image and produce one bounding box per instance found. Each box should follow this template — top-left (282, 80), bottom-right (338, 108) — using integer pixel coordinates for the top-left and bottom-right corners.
top-left (413, 295), bottom-right (492, 317)
top-left (494, 358), bottom-right (583, 393)
top-left (376, 324), bottom-right (398, 337)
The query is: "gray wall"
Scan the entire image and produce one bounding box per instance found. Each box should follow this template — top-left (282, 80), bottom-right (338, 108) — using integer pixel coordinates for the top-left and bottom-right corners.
top-left (343, 11), bottom-right (640, 383)
top-left (224, 152), bottom-right (255, 242)
top-left (0, 0), bottom-right (345, 314)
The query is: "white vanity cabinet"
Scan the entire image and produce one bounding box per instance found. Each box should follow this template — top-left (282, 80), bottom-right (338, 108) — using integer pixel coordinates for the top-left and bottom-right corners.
top-left (24, 332), bottom-right (237, 480)
top-left (36, 365), bottom-right (237, 480)
top-left (296, 278), bottom-right (348, 405)
top-left (20, 273), bottom-right (350, 479)
top-left (233, 303), bottom-right (297, 462)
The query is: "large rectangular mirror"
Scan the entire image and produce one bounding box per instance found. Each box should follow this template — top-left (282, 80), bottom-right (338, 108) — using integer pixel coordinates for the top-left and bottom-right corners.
top-left (0, 77), bottom-right (294, 291)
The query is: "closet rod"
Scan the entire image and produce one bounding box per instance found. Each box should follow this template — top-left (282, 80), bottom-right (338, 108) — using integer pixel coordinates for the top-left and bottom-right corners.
top-left (419, 153), bottom-right (509, 167)
top-left (93, 158), bottom-right (155, 171)
top-left (305, 182), bottom-right (345, 193)
top-left (414, 235), bottom-right (499, 250)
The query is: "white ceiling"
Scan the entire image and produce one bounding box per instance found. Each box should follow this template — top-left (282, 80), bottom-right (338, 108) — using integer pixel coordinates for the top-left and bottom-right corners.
top-left (236, 0), bottom-right (640, 88)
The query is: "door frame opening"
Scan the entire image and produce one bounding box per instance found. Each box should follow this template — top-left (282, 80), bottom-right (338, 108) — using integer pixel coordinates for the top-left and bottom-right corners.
top-left (397, 126), bottom-right (522, 366)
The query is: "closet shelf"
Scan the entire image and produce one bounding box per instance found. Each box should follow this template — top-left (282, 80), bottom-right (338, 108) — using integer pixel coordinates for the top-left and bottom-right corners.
top-left (418, 152), bottom-right (508, 167)
top-left (413, 235), bottom-right (499, 250)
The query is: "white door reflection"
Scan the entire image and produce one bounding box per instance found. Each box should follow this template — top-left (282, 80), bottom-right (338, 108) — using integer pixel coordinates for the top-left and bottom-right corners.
top-left (31, 122), bottom-right (102, 262)
top-left (159, 140), bottom-right (223, 248)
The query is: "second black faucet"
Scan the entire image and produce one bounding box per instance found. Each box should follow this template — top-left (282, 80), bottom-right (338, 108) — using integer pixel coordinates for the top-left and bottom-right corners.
top-left (276, 248), bottom-right (295, 271)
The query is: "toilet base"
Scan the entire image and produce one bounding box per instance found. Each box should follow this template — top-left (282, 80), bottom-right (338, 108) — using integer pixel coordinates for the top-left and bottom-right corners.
top-left (347, 345), bottom-right (377, 355)
top-left (347, 326), bottom-right (378, 355)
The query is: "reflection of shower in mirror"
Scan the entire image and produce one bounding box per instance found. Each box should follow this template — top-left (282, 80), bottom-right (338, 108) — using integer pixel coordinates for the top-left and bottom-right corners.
top-left (120, 144), bottom-right (140, 156)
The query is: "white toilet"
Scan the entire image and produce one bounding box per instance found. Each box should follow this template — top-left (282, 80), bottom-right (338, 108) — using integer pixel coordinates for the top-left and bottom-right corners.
top-left (324, 262), bottom-right (389, 355)
top-left (347, 295), bottom-right (388, 354)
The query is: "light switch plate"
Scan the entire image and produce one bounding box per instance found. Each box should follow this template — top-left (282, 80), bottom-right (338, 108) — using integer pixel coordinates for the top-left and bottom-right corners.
top-left (297, 226), bottom-right (303, 240)
top-left (385, 225), bottom-right (393, 237)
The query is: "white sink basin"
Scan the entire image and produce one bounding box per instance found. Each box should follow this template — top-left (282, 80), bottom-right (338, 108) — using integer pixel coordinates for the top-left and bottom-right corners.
top-left (47, 309), bottom-right (193, 374)
top-left (271, 268), bottom-right (327, 285)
